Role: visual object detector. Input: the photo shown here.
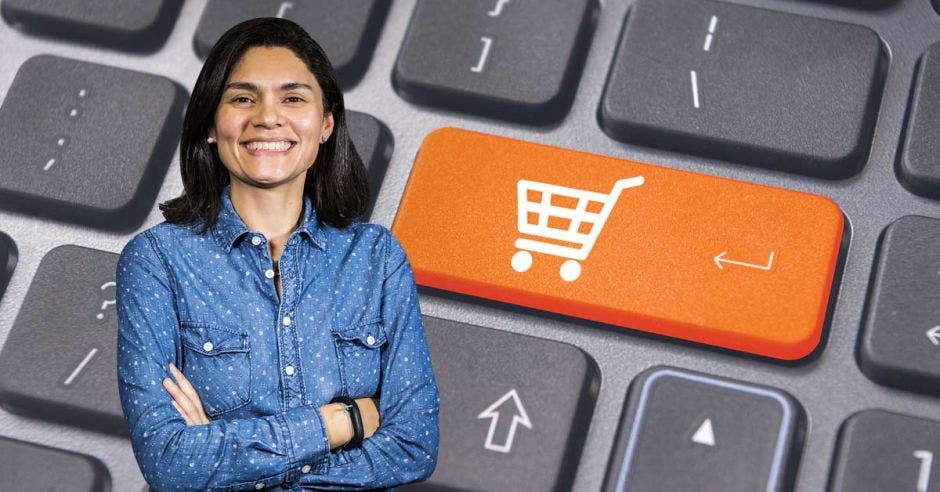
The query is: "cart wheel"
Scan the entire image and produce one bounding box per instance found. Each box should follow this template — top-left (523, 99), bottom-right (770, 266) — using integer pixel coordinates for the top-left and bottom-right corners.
top-left (511, 251), bottom-right (533, 272)
top-left (560, 260), bottom-right (581, 281)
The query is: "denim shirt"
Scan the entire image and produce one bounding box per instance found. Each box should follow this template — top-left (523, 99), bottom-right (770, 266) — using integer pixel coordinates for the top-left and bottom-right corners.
top-left (115, 184), bottom-right (440, 491)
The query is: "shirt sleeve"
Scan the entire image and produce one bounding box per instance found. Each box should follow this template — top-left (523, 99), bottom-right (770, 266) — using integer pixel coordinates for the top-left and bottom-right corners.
top-left (115, 231), bottom-right (332, 491)
top-left (297, 228), bottom-right (441, 490)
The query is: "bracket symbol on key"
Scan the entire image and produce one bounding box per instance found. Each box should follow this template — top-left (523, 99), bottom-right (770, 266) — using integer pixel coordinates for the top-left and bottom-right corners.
top-left (488, 0), bottom-right (510, 17)
top-left (276, 2), bottom-right (293, 18)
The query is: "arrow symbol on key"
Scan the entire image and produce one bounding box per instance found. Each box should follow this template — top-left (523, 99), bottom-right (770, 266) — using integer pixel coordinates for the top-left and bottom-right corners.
top-left (927, 326), bottom-right (940, 346)
top-left (692, 418), bottom-right (716, 447)
top-left (477, 389), bottom-right (532, 453)
top-left (714, 251), bottom-right (775, 271)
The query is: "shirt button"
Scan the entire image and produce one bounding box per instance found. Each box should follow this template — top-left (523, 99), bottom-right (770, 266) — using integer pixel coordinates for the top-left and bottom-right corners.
top-left (203, 341), bottom-right (213, 351)
top-left (283, 316), bottom-right (291, 326)
top-left (251, 236), bottom-right (262, 246)
top-left (301, 464), bottom-right (311, 473)
top-left (366, 335), bottom-right (376, 345)
top-left (264, 269), bottom-right (275, 279)
top-left (255, 483), bottom-right (264, 490)
top-left (284, 365), bottom-right (295, 376)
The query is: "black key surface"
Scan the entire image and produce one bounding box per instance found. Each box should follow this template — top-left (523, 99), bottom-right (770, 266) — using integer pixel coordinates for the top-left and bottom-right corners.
top-left (604, 366), bottom-right (803, 492)
top-left (900, 41), bottom-right (940, 199)
top-left (599, 0), bottom-right (885, 178)
top-left (0, 55), bottom-right (186, 231)
top-left (402, 316), bottom-right (598, 492)
top-left (0, 245), bottom-right (126, 436)
top-left (0, 0), bottom-right (180, 52)
top-left (393, 0), bottom-right (597, 124)
top-left (0, 435), bottom-right (111, 492)
top-left (859, 215), bottom-right (940, 396)
top-left (346, 110), bottom-right (393, 220)
top-left (193, 0), bottom-right (390, 88)
top-left (0, 230), bottom-right (16, 302)
top-left (829, 409), bottom-right (940, 492)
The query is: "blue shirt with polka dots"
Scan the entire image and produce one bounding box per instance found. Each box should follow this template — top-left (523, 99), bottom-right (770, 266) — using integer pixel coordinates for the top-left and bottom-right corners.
top-left (115, 183), bottom-right (440, 491)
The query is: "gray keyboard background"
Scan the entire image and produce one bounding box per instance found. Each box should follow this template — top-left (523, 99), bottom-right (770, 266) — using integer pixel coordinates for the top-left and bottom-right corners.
top-left (0, 0), bottom-right (938, 490)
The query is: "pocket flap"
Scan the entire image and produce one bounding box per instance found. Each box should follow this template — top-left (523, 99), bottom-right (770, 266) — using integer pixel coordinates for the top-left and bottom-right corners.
top-left (330, 318), bottom-right (386, 348)
top-left (180, 322), bottom-right (248, 355)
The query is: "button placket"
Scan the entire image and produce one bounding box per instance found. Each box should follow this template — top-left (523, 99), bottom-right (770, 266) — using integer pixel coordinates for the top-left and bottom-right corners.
top-left (275, 245), bottom-right (304, 408)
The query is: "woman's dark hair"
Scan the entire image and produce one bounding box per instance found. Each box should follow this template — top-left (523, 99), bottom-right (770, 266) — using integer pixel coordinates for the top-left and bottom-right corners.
top-left (159, 17), bottom-right (369, 232)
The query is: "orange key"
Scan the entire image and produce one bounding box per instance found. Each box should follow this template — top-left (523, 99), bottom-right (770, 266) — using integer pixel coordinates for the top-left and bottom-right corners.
top-left (391, 128), bottom-right (844, 360)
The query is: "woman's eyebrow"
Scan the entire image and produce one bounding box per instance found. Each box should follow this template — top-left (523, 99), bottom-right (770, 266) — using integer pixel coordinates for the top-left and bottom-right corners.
top-left (223, 82), bottom-right (314, 92)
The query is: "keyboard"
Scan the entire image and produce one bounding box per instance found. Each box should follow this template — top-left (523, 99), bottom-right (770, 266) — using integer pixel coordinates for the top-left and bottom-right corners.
top-left (0, 0), bottom-right (938, 490)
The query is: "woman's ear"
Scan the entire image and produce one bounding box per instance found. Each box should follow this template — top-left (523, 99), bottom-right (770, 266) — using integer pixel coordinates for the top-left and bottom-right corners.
top-left (322, 112), bottom-right (335, 140)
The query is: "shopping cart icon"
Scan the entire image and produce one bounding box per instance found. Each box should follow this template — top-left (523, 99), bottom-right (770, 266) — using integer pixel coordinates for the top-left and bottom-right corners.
top-left (511, 176), bottom-right (645, 281)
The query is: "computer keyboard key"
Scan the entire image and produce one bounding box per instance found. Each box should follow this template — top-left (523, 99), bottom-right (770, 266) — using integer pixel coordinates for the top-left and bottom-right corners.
top-left (346, 110), bottom-right (394, 219)
top-left (393, 0), bottom-right (598, 123)
top-left (392, 128), bottom-right (844, 360)
top-left (0, 230), bottom-right (16, 302)
top-left (0, 435), bottom-right (111, 492)
top-left (0, 55), bottom-right (186, 231)
top-left (829, 409), bottom-right (940, 492)
top-left (599, 0), bottom-right (885, 178)
top-left (899, 41), bottom-right (940, 199)
top-left (0, 245), bottom-right (125, 436)
top-left (0, 0), bottom-right (180, 51)
top-left (605, 367), bottom-right (803, 492)
top-left (193, 0), bottom-right (390, 88)
top-left (403, 316), bottom-right (598, 492)
top-left (859, 215), bottom-right (940, 396)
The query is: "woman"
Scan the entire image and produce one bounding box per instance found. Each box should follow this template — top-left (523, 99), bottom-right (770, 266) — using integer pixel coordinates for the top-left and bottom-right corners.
top-left (115, 17), bottom-right (439, 491)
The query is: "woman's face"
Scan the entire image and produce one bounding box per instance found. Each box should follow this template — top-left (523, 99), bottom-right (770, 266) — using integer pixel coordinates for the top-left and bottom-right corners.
top-left (209, 45), bottom-right (334, 189)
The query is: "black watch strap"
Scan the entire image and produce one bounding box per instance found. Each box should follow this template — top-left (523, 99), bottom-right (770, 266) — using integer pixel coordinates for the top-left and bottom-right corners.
top-left (330, 396), bottom-right (363, 450)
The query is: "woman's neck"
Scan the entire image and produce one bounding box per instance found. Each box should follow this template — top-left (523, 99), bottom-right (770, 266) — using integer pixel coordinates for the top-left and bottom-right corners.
top-left (228, 178), bottom-right (305, 262)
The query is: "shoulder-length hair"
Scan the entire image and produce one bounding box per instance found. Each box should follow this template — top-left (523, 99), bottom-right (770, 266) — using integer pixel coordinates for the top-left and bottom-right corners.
top-left (159, 17), bottom-right (369, 233)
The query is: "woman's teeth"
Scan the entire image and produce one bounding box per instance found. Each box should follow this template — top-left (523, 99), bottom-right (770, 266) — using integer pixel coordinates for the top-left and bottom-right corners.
top-left (245, 141), bottom-right (293, 151)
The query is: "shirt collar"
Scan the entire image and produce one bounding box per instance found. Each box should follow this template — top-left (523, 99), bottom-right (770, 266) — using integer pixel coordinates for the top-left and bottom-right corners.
top-left (211, 183), bottom-right (327, 252)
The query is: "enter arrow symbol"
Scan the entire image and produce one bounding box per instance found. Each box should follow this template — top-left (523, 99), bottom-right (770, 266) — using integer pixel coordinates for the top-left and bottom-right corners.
top-left (714, 251), bottom-right (775, 271)
top-left (927, 326), bottom-right (940, 346)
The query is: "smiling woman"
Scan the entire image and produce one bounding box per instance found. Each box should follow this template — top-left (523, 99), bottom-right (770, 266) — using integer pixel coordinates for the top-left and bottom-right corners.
top-left (115, 17), bottom-right (440, 492)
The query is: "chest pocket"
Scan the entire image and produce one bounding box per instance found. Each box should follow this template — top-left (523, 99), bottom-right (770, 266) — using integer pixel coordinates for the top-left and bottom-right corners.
top-left (179, 322), bottom-right (251, 417)
top-left (331, 318), bottom-right (387, 398)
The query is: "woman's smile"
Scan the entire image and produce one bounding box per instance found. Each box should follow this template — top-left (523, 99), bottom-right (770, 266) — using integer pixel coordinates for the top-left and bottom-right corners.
top-left (241, 139), bottom-right (297, 156)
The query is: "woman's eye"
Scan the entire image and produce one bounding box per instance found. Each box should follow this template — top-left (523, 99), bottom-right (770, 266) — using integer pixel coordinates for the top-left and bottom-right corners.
top-left (233, 96), bottom-right (252, 103)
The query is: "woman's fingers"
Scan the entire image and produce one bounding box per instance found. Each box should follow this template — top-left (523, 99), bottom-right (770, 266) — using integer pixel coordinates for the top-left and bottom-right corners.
top-left (163, 377), bottom-right (196, 424)
top-left (164, 364), bottom-right (210, 425)
top-left (170, 399), bottom-right (192, 426)
top-left (168, 363), bottom-right (209, 420)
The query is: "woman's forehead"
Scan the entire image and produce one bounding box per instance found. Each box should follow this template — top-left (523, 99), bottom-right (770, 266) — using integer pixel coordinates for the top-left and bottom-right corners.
top-left (226, 46), bottom-right (318, 88)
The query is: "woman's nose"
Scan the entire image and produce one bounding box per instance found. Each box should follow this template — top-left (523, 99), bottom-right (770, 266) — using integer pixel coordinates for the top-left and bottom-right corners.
top-left (252, 98), bottom-right (282, 127)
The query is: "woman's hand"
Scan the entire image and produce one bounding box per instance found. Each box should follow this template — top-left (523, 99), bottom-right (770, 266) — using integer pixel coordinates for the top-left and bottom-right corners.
top-left (321, 397), bottom-right (381, 450)
top-left (163, 363), bottom-right (211, 426)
